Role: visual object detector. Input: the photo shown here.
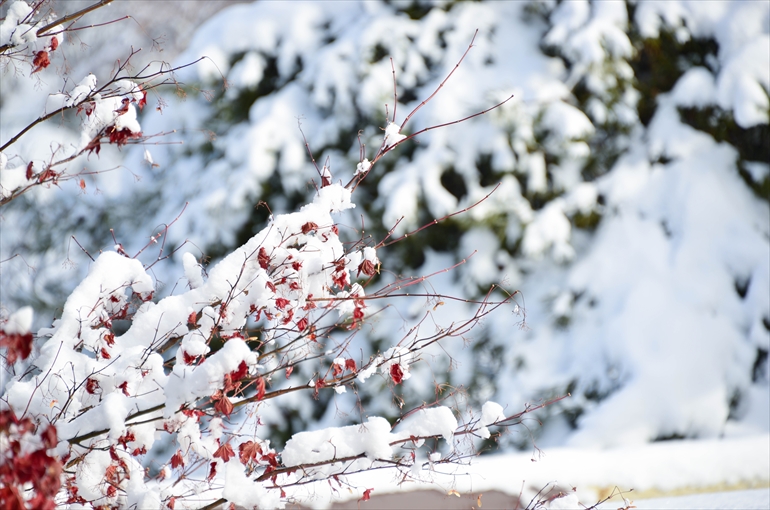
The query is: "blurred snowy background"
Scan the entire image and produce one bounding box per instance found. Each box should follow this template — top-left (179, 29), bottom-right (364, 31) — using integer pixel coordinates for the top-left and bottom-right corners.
top-left (1, 0), bottom-right (768, 502)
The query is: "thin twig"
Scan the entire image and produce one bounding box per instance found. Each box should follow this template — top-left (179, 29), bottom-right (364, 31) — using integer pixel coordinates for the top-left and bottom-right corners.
top-left (379, 182), bottom-right (501, 248)
top-left (399, 29), bottom-right (478, 131)
top-left (36, 0), bottom-right (115, 37)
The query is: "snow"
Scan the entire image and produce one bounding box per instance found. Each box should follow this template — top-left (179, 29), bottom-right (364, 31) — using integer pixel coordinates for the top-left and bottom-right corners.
top-left (383, 121), bottom-right (407, 148)
top-left (0, 158), bottom-right (33, 199)
top-left (0, 1), bottom-right (36, 47)
top-left (480, 401), bottom-right (505, 426)
top-left (355, 158), bottom-right (371, 176)
top-left (1, 306), bottom-right (33, 335)
top-left (634, 1), bottom-right (770, 127)
top-left (281, 417), bottom-right (394, 467)
top-left (522, 202), bottom-right (575, 262)
top-left (223, 460), bottom-right (284, 509)
top-left (671, 67), bottom-right (717, 107)
top-left (183, 251), bottom-right (204, 289)
top-left (604, 489), bottom-right (770, 510)
top-left (540, 101), bottom-right (594, 141)
top-left (357, 356), bottom-right (383, 383)
top-left (283, 434), bottom-right (770, 508)
top-left (1, 0), bottom-right (769, 507)
top-left (393, 406), bottom-right (458, 445)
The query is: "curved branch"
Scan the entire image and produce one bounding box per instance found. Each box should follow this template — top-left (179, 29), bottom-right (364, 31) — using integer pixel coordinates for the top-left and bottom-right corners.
top-left (35, 0), bottom-right (115, 38)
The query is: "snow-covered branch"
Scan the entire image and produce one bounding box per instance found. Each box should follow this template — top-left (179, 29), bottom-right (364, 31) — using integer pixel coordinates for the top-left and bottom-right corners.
top-left (0, 15), bottom-right (536, 507)
top-left (0, 1), bottom-right (208, 206)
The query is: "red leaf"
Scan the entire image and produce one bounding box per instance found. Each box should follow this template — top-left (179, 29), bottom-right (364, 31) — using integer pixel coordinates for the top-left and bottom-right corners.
top-left (213, 442), bottom-right (235, 463)
top-left (332, 271), bottom-right (348, 289)
top-left (258, 247), bottom-right (270, 269)
top-left (32, 50), bottom-right (50, 73)
top-left (265, 281), bottom-right (276, 292)
top-left (41, 425), bottom-right (57, 449)
top-left (357, 259), bottom-right (376, 277)
top-left (137, 85), bottom-right (147, 110)
top-left (0, 330), bottom-right (33, 364)
top-left (238, 440), bottom-right (262, 465)
top-left (106, 126), bottom-right (142, 147)
top-left (361, 488), bottom-right (373, 501)
top-left (117, 430), bottom-right (135, 449)
top-left (187, 311), bottom-right (198, 329)
top-left (118, 381), bottom-right (130, 396)
top-left (114, 97), bottom-right (130, 115)
top-left (292, 261), bottom-right (302, 271)
top-left (390, 363), bottom-right (404, 385)
top-left (181, 408), bottom-right (204, 421)
top-left (49, 36), bottom-right (58, 51)
top-left (103, 331), bottom-right (115, 346)
top-left (332, 363), bottom-right (343, 377)
top-left (285, 365), bottom-right (293, 378)
top-left (301, 222), bottom-right (318, 234)
top-left (26, 161), bottom-right (34, 180)
top-left (85, 378), bottom-right (100, 394)
top-left (0, 486), bottom-right (23, 509)
top-left (313, 377), bottom-right (325, 398)
top-left (297, 317), bottom-right (308, 332)
top-left (275, 298), bottom-right (290, 310)
top-left (167, 496), bottom-right (176, 510)
top-left (261, 451), bottom-right (278, 467)
top-left (255, 376), bottom-right (266, 401)
top-left (345, 359), bottom-right (357, 372)
top-left (84, 136), bottom-right (101, 157)
top-left (100, 347), bottom-right (111, 359)
top-left (182, 351), bottom-right (197, 365)
top-left (228, 360), bottom-right (248, 383)
top-left (207, 462), bottom-right (217, 481)
top-left (213, 393), bottom-right (234, 418)
top-left (170, 450), bottom-right (185, 469)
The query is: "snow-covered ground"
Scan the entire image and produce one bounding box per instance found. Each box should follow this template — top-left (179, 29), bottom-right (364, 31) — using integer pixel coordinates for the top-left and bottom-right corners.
top-left (325, 488), bottom-right (770, 510)
top-left (287, 434), bottom-right (769, 509)
top-left (609, 489), bottom-right (769, 510)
